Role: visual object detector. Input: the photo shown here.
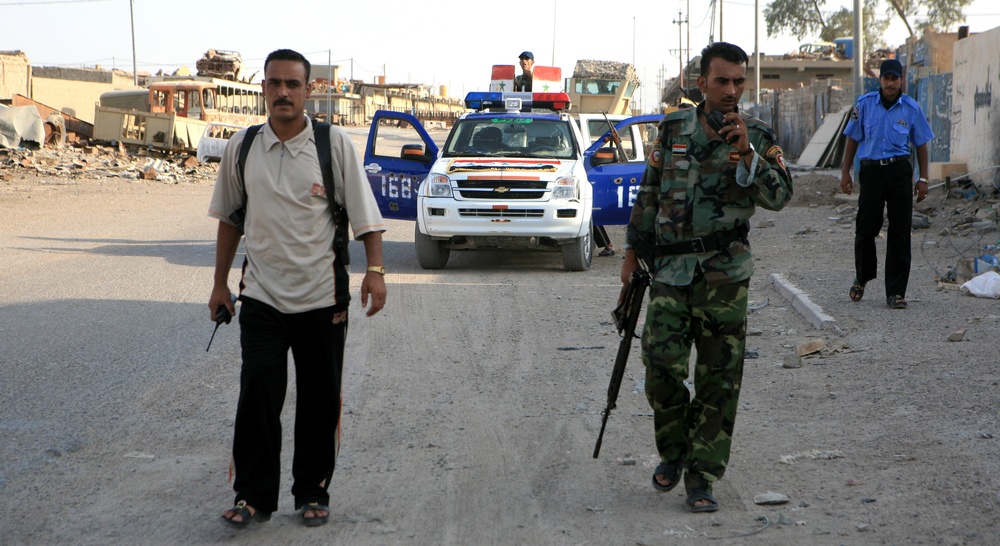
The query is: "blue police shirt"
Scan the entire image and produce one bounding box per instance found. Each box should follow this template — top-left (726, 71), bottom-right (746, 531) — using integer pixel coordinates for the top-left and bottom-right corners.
top-left (843, 91), bottom-right (933, 160)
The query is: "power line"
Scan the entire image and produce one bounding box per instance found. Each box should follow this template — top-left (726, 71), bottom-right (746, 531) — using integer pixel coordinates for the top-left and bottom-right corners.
top-left (0, 0), bottom-right (109, 5)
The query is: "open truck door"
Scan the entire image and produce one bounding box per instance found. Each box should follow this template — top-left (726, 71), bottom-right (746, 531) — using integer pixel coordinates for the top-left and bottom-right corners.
top-left (364, 111), bottom-right (439, 221)
top-left (584, 114), bottom-right (663, 226)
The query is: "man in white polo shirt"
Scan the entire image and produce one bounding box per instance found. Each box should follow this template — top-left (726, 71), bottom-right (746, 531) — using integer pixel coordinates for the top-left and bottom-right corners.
top-left (209, 48), bottom-right (386, 529)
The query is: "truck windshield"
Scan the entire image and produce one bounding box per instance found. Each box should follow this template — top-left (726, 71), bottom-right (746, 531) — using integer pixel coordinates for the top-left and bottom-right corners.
top-left (443, 118), bottom-right (576, 159)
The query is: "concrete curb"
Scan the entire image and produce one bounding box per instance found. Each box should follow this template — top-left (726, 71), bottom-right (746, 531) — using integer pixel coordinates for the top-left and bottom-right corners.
top-left (770, 273), bottom-right (836, 329)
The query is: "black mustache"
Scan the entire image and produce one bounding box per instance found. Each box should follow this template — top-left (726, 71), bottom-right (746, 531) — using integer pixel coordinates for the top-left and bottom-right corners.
top-left (274, 99), bottom-right (293, 106)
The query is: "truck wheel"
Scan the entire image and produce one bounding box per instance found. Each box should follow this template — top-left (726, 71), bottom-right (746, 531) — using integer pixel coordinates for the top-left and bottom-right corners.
top-left (561, 223), bottom-right (593, 271)
top-left (415, 224), bottom-right (450, 269)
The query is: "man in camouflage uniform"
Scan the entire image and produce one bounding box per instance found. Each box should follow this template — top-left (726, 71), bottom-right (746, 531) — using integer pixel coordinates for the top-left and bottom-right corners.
top-left (620, 42), bottom-right (792, 512)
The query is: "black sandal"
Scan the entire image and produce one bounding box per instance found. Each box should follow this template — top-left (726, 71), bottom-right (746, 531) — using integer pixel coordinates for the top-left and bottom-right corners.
top-left (887, 295), bottom-right (907, 309)
top-left (222, 500), bottom-right (270, 528)
top-left (301, 502), bottom-right (330, 527)
top-left (685, 488), bottom-right (720, 513)
top-left (849, 281), bottom-right (865, 302)
top-left (651, 462), bottom-right (681, 492)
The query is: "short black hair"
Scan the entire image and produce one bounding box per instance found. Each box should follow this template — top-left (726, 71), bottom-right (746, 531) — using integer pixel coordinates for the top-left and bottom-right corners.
top-left (699, 42), bottom-right (749, 77)
top-left (264, 49), bottom-right (311, 82)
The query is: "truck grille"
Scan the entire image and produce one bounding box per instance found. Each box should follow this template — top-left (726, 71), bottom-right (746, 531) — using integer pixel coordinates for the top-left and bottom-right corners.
top-left (458, 208), bottom-right (544, 218)
top-left (456, 180), bottom-right (548, 200)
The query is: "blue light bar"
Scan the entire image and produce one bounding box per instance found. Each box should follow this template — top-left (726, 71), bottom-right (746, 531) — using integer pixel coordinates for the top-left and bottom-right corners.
top-left (464, 92), bottom-right (572, 112)
top-left (464, 92), bottom-right (504, 110)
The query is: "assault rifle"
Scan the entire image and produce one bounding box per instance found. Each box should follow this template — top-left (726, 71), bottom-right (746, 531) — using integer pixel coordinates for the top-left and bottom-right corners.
top-left (602, 111), bottom-right (630, 163)
top-left (593, 264), bottom-right (651, 458)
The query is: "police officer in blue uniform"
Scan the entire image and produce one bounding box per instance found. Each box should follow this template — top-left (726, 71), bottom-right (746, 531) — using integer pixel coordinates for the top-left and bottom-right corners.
top-left (840, 58), bottom-right (933, 310)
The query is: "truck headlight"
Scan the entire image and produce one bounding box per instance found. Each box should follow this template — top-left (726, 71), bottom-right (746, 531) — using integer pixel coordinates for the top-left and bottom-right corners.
top-left (427, 174), bottom-right (452, 197)
top-left (552, 176), bottom-right (578, 199)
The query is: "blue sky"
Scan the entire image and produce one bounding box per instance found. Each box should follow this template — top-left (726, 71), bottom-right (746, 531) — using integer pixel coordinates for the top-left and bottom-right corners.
top-left (2, 0), bottom-right (999, 112)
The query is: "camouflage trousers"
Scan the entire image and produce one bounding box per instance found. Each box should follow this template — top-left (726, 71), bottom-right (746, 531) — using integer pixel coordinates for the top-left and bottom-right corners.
top-left (641, 274), bottom-right (749, 492)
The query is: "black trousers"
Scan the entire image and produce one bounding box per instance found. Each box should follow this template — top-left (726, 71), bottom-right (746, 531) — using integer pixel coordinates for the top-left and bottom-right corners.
top-left (594, 225), bottom-right (612, 248)
top-left (232, 297), bottom-right (346, 513)
top-left (855, 159), bottom-right (914, 298)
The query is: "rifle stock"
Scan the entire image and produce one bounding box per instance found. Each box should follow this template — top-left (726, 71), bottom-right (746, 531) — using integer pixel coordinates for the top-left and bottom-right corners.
top-left (602, 111), bottom-right (630, 164)
top-left (593, 267), bottom-right (651, 458)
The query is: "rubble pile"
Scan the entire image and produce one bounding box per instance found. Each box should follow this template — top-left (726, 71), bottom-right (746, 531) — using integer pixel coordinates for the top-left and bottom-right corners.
top-left (0, 143), bottom-right (218, 183)
top-left (788, 171), bottom-right (1000, 294)
top-left (571, 60), bottom-right (640, 84)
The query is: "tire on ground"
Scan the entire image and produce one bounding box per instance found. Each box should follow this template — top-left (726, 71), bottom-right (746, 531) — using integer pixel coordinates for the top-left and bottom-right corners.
top-left (415, 223), bottom-right (450, 269)
top-left (560, 223), bottom-right (593, 271)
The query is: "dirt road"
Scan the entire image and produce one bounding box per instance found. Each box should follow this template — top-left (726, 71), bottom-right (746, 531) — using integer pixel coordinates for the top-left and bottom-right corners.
top-left (1, 156), bottom-right (998, 544)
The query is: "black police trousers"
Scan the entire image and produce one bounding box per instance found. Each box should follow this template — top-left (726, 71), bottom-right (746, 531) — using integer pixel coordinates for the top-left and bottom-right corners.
top-left (855, 159), bottom-right (914, 299)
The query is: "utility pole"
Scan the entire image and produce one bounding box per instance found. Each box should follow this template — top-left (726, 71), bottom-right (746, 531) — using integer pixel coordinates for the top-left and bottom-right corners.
top-left (754, 0), bottom-right (760, 114)
top-left (673, 10), bottom-right (687, 89)
top-left (686, 0), bottom-right (690, 82)
top-left (552, 0), bottom-right (557, 65)
top-left (719, 0), bottom-right (723, 42)
top-left (129, 0), bottom-right (137, 85)
top-left (327, 49), bottom-right (332, 123)
top-left (853, 0), bottom-right (864, 101)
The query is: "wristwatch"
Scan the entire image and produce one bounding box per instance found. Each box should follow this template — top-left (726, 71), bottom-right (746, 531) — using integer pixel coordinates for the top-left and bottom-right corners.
top-left (917, 177), bottom-right (928, 183)
top-left (739, 143), bottom-right (755, 157)
top-left (366, 266), bottom-right (386, 275)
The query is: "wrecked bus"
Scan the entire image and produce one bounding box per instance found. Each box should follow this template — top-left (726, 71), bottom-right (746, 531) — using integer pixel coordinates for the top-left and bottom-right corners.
top-left (93, 77), bottom-right (265, 153)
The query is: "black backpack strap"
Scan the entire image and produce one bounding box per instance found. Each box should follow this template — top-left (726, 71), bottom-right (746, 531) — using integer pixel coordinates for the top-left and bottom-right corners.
top-left (229, 124), bottom-right (263, 229)
top-left (313, 121), bottom-right (351, 266)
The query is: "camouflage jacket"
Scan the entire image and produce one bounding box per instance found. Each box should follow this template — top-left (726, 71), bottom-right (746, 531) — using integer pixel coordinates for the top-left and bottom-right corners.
top-left (628, 106), bottom-right (793, 287)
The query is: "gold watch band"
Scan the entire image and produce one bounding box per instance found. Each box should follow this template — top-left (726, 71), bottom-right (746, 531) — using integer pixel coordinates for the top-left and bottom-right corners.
top-left (366, 266), bottom-right (386, 275)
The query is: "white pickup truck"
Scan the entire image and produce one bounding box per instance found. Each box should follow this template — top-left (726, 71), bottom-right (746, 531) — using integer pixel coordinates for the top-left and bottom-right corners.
top-left (362, 92), bottom-right (661, 271)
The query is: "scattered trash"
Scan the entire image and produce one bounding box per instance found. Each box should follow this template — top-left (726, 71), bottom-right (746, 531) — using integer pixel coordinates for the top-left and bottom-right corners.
top-left (779, 450), bottom-right (844, 464)
top-left (795, 339), bottom-right (825, 356)
top-left (961, 271), bottom-right (1000, 299)
top-left (748, 298), bottom-right (769, 311)
top-left (753, 492), bottom-right (790, 505)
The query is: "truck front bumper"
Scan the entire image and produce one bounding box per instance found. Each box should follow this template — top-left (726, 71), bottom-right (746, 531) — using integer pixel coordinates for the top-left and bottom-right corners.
top-left (419, 198), bottom-right (589, 241)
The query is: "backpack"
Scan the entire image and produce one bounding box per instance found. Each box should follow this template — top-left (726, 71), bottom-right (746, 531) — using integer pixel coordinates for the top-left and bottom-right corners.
top-left (230, 121), bottom-right (351, 266)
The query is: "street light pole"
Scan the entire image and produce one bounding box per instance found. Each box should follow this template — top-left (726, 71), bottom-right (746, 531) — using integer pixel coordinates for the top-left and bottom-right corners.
top-left (853, 0), bottom-right (864, 101)
top-left (129, 0), bottom-right (137, 85)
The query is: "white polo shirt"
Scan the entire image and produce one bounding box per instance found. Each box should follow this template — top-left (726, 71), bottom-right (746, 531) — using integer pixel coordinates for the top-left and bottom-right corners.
top-left (209, 117), bottom-right (385, 313)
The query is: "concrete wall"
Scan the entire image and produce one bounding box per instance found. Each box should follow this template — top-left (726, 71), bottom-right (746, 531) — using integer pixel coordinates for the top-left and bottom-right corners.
top-left (772, 79), bottom-right (856, 159)
top-left (0, 51), bottom-right (31, 100)
top-left (30, 67), bottom-right (139, 124)
top-left (950, 26), bottom-right (1000, 175)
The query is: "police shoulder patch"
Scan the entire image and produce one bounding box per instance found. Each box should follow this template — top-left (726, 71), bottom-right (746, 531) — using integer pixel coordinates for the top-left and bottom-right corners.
top-left (850, 106), bottom-right (859, 121)
top-left (765, 145), bottom-right (784, 159)
top-left (649, 148), bottom-right (662, 167)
